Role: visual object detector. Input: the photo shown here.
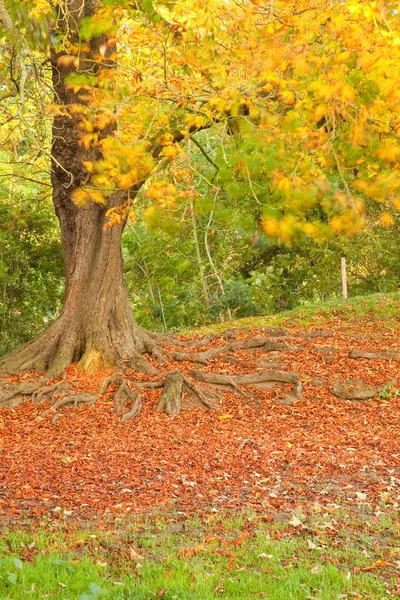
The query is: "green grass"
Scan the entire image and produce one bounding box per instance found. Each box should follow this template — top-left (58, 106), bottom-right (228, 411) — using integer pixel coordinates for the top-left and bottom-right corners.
top-left (0, 510), bottom-right (398, 599)
top-left (185, 291), bottom-right (400, 336)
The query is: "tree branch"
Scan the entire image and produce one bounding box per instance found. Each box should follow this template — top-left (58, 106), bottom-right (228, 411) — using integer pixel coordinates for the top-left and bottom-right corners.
top-left (0, 1), bottom-right (33, 109)
top-left (0, 173), bottom-right (52, 187)
top-left (189, 134), bottom-right (219, 171)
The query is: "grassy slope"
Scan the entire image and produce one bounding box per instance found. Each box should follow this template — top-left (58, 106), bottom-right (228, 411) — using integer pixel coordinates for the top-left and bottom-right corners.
top-left (186, 291), bottom-right (400, 336)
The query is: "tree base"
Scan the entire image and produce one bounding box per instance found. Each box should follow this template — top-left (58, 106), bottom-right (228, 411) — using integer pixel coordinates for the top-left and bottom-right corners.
top-left (0, 325), bottom-right (305, 419)
top-left (0, 312), bottom-right (166, 378)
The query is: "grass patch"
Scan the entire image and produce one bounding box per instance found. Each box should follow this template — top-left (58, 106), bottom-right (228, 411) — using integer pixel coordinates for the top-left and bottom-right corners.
top-left (0, 510), bottom-right (398, 599)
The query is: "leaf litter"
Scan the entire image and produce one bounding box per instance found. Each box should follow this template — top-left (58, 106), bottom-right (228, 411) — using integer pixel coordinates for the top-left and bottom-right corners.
top-left (0, 312), bottom-right (399, 525)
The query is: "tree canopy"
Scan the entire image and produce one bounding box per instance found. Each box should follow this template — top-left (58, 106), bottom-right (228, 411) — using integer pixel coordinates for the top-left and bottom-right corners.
top-left (1, 0), bottom-right (399, 236)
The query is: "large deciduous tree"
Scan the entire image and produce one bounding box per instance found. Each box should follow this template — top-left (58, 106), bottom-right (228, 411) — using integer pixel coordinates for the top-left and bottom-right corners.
top-left (0, 0), bottom-right (164, 376)
top-left (0, 0), bottom-right (399, 414)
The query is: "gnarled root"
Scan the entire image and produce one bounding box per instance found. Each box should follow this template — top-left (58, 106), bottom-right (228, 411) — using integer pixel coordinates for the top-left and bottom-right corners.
top-left (349, 349), bottom-right (400, 360)
top-left (170, 337), bottom-right (301, 364)
top-left (32, 378), bottom-right (71, 404)
top-left (188, 369), bottom-right (303, 403)
top-left (0, 382), bottom-right (38, 408)
top-left (156, 371), bottom-right (219, 415)
top-left (99, 374), bottom-right (142, 421)
top-left (44, 393), bottom-right (98, 414)
top-left (157, 372), bottom-right (183, 415)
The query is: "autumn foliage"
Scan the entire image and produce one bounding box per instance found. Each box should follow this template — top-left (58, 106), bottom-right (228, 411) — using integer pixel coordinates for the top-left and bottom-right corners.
top-left (41, 0), bottom-right (400, 239)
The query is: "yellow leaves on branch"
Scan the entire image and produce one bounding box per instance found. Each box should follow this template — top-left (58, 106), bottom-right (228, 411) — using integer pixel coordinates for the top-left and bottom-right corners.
top-left (378, 212), bottom-right (395, 227)
top-left (71, 189), bottom-right (106, 207)
top-left (57, 55), bottom-right (80, 69)
top-left (329, 211), bottom-right (366, 236)
top-left (104, 206), bottom-right (135, 230)
top-left (279, 90), bottom-right (296, 106)
top-left (161, 146), bottom-right (179, 161)
top-left (262, 215), bottom-right (324, 245)
top-left (376, 144), bottom-right (400, 163)
top-left (145, 181), bottom-right (179, 211)
top-left (84, 137), bottom-right (155, 192)
top-left (29, 0), bottom-right (52, 19)
top-left (55, 0), bottom-right (400, 236)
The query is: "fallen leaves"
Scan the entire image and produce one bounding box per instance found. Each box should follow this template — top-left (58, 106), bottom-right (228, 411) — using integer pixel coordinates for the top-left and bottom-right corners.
top-left (0, 314), bottom-right (399, 524)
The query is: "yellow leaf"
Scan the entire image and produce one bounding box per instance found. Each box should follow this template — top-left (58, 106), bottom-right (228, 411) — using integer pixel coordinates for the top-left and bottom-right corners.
top-left (310, 81), bottom-right (333, 100)
top-left (71, 189), bottom-right (90, 207)
top-left (218, 414), bottom-right (233, 420)
top-left (391, 197), bottom-right (400, 210)
top-left (161, 146), bottom-right (178, 161)
top-left (262, 217), bottom-right (279, 237)
top-left (339, 84), bottom-right (355, 103)
top-left (29, 0), bottom-right (52, 19)
top-left (88, 191), bottom-right (106, 205)
top-left (57, 55), bottom-right (79, 69)
top-left (118, 173), bottom-right (136, 189)
top-left (336, 50), bottom-right (351, 63)
top-left (379, 213), bottom-right (394, 227)
top-left (376, 145), bottom-right (400, 162)
top-left (144, 206), bottom-right (155, 218)
top-left (314, 104), bottom-right (329, 121)
top-left (79, 133), bottom-right (98, 150)
top-left (280, 90), bottom-right (295, 105)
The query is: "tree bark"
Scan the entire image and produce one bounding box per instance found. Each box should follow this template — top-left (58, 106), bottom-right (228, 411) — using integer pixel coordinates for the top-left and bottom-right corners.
top-left (0, 0), bottom-right (160, 376)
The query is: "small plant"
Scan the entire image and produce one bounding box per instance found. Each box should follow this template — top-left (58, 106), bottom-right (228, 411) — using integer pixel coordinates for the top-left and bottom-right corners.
top-left (378, 384), bottom-right (400, 400)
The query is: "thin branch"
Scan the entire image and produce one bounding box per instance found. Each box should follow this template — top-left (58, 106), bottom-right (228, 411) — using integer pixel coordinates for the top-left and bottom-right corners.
top-left (0, 174), bottom-right (52, 187)
top-left (189, 135), bottom-right (219, 171)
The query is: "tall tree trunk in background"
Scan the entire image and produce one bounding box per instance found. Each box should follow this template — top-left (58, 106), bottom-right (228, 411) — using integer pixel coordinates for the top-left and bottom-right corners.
top-left (0, 0), bottom-right (160, 376)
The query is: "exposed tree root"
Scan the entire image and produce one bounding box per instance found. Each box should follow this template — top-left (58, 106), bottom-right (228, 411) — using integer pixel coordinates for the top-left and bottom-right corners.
top-left (349, 349), bottom-right (400, 360)
top-left (188, 369), bottom-right (303, 402)
top-left (170, 336), bottom-right (301, 364)
top-left (0, 382), bottom-right (38, 408)
top-left (157, 372), bottom-right (183, 414)
top-left (158, 327), bottom-right (293, 354)
top-left (32, 378), bottom-right (71, 404)
top-left (156, 371), bottom-right (219, 415)
top-left (156, 333), bottom-right (218, 349)
top-left (44, 393), bottom-right (98, 414)
top-left (257, 327), bottom-right (289, 337)
top-left (1, 330), bottom-right (308, 420)
top-left (296, 330), bottom-right (333, 339)
top-left (330, 380), bottom-right (381, 401)
top-left (99, 374), bottom-right (142, 421)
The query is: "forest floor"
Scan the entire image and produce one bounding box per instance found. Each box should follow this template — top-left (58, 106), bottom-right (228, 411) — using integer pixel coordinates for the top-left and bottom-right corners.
top-left (0, 293), bottom-right (399, 523)
top-left (0, 293), bottom-right (399, 598)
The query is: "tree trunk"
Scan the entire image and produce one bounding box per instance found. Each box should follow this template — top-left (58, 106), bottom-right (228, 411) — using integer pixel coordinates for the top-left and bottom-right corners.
top-left (0, 0), bottom-right (160, 377)
top-left (0, 191), bottom-right (161, 376)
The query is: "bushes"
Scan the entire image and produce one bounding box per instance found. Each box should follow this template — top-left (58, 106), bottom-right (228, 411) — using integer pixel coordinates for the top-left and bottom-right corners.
top-left (123, 222), bottom-right (400, 332)
top-left (0, 185), bottom-right (63, 355)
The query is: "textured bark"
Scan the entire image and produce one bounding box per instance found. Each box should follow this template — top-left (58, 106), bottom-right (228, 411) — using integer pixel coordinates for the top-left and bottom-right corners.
top-left (170, 337), bottom-right (301, 364)
top-left (348, 349), bottom-right (400, 360)
top-left (0, 0), bottom-right (161, 377)
top-left (157, 372), bottom-right (184, 415)
top-left (99, 374), bottom-right (142, 420)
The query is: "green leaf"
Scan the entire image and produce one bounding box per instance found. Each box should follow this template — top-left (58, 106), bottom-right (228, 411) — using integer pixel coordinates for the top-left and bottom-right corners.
top-left (7, 572), bottom-right (17, 585)
top-left (12, 558), bottom-right (23, 570)
top-left (226, 182), bottom-right (242, 199)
